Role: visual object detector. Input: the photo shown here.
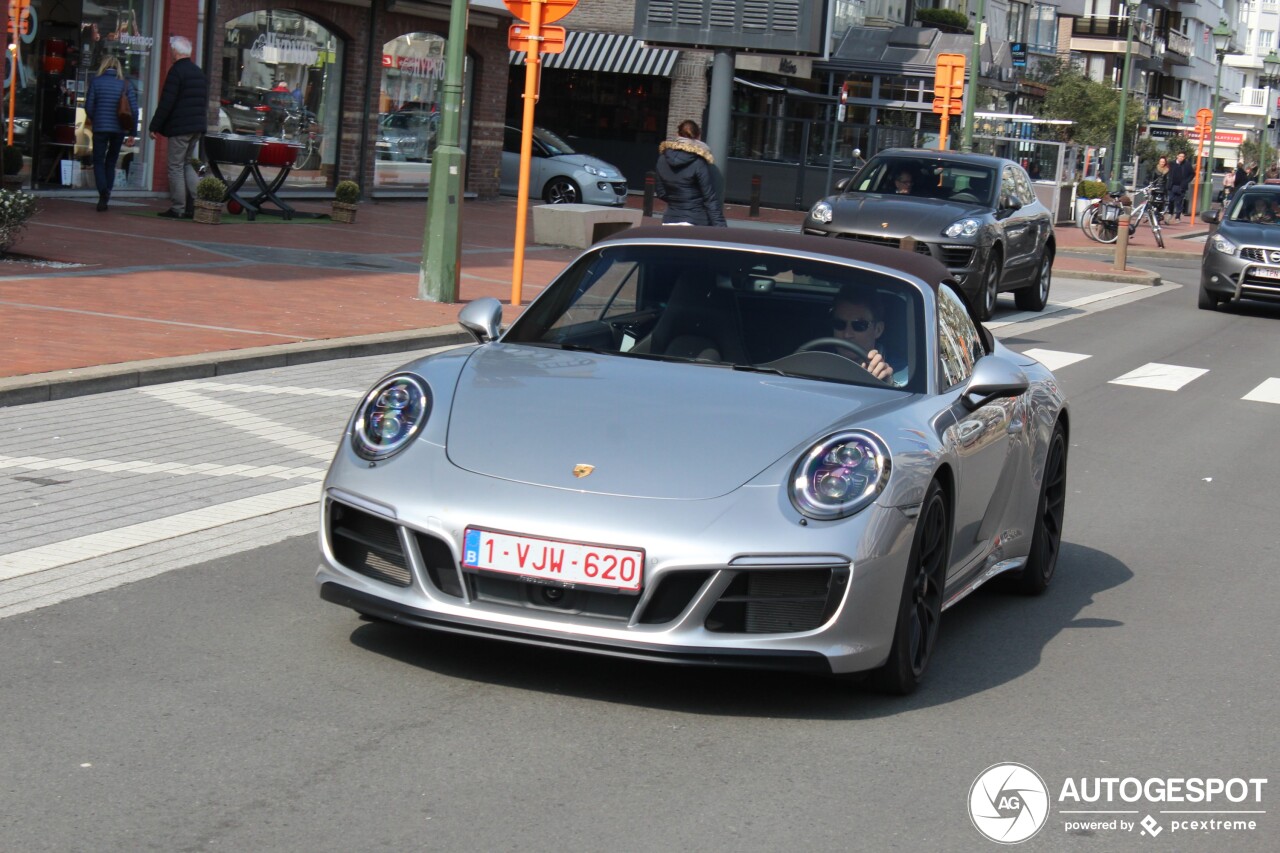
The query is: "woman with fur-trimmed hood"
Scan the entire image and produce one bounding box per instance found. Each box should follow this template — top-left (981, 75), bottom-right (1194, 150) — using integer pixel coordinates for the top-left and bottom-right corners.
top-left (654, 120), bottom-right (727, 226)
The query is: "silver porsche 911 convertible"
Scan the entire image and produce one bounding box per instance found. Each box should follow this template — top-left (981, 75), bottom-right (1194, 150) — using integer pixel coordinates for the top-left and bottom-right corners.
top-left (317, 227), bottom-right (1069, 693)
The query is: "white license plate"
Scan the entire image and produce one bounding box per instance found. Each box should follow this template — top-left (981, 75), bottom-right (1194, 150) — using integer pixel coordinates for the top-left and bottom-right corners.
top-left (1252, 266), bottom-right (1280, 279)
top-left (462, 528), bottom-right (644, 592)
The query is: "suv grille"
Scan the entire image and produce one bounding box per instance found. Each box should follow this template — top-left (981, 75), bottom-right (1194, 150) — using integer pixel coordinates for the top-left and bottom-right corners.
top-left (835, 232), bottom-right (933, 255)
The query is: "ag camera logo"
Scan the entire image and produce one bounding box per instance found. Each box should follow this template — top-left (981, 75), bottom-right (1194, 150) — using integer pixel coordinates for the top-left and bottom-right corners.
top-left (969, 762), bottom-right (1051, 844)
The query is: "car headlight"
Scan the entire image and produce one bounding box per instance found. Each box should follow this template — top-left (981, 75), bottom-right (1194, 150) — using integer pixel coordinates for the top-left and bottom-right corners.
top-left (790, 431), bottom-right (891, 520)
top-left (1209, 233), bottom-right (1238, 255)
top-left (583, 164), bottom-right (604, 176)
top-left (351, 374), bottom-right (431, 461)
top-left (944, 218), bottom-right (980, 238)
top-left (810, 200), bottom-right (833, 224)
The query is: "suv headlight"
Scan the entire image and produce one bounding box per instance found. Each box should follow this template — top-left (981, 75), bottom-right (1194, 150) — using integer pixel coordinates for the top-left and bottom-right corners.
top-left (1209, 233), bottom-right (1237, 255)
top-left (944, 218), bottom-right (980, 238)
top-left (351, 374), bottom-right (431, 460)
top-left (790, 431), bottom-right (891, 520)
top-left (810, 200), bottom-right (833, 224)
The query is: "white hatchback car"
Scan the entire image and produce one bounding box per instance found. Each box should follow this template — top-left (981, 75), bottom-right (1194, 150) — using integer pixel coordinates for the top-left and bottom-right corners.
top-left (500, 126), bottom-right (628, 206)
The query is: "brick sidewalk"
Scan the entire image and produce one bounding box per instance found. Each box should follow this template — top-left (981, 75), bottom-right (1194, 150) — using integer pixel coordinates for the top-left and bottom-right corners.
top-left (0, 194), bottom-right (1195, 401)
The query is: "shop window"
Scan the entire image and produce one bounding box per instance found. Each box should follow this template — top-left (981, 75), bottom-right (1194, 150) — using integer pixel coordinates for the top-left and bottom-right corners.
top-left (221, 11), bottom-right (342, 186)
top-left (375, 33), bottom-right (471, 189)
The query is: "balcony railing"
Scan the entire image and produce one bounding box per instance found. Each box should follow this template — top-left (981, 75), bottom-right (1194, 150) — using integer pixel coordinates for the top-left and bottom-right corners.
top-left (1237, 87), bottom-right (1269, 108)
top-left (1166, 29), bottom-right (1192, 58)
top-left (1073, 15), bottom-right (1154, 45)
top-left (1149, 95), bottom-right (1184, 120)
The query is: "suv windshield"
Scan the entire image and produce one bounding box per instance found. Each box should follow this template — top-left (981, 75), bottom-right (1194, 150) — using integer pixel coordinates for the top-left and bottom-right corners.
top-left (1227, 191), bottom-right (1280, 224)
top-left (849, 156), bottom-right (996, 206)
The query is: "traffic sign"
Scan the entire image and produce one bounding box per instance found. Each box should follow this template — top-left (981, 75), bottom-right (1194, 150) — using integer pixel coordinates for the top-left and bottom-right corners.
top-left (509, 24), bottom-right (565, 54)
top-left (503, 0), bottom-right (577, 24)
top-left (932, 53), bottom-right (965, 116)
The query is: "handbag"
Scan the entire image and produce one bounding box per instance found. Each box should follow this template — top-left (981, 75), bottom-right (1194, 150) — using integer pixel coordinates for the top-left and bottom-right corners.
top-left (117, 86), bottom-right (137, 134)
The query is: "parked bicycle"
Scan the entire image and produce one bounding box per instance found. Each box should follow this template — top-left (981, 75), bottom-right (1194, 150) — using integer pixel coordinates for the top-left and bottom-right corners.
top-left (1080, 182), bottom-right (1166, 249)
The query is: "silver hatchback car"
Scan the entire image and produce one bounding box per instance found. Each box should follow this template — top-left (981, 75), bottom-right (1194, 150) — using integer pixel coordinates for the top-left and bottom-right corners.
top-left (500, 126), bottom-right (628, 206)
top-left (317, 228), bottom-right (1069, 693)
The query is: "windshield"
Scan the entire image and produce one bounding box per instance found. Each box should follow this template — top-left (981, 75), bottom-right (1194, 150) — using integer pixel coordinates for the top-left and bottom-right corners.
top-left (534, 127), bottom-right (577, 156)
top-left (848, 156), bottom-right (997, 207)
top-left (1227, 191), bottom-right (1280, 224)
top-left (504, 244), bottom-right (928, 393)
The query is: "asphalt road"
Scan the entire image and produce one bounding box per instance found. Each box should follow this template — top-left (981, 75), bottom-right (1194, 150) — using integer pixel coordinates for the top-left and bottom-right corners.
top-left (1, 272), bottom-right (1277, 852)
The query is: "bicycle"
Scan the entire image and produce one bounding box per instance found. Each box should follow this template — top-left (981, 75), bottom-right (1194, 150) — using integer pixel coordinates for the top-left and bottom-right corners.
top-left (1081, 182), bottom-right (1165, 249)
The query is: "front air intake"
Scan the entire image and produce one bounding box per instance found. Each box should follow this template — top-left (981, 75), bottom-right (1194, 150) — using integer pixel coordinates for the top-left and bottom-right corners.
top-left (328, 502), bottom-right (411, 587)
top-left (705, 569), bottom-right (845, 633)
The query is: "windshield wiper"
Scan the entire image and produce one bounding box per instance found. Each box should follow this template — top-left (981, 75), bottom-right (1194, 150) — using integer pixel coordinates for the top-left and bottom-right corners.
top-left (731, 363), bottom-right (800, 378)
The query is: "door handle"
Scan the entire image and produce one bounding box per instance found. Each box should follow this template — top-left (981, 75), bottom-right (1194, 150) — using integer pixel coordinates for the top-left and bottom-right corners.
top-left (956, 421), bottom-right (984, 444)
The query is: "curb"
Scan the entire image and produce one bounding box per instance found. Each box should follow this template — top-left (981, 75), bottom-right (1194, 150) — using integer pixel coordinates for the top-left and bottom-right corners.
top-left (0, 326), bottom-right (474, 408)
top-left (1053, 265), bottom-right (1162, 286)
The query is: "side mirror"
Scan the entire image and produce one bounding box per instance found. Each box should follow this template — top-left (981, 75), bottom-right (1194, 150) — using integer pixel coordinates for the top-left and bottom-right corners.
top-left (961, 355), bottom-right (1029, 411)
top-left (459, 297), bottom-right (503, 344)
top-left (1001, 196), bottom-right (1023, 212)
top-left (1203, 210), bottom-right (1221, 225)
top-left (835, 176), bottom-right (852, 192)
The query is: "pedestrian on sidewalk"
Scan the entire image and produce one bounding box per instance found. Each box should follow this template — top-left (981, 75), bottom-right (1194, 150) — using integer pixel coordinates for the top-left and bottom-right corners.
top-left (1167, 151), bottom-right (1192, 221)
top-left (1151, 156), bottom-right (1170, 222)
top-left (148, 36), bottom-right (207, 219)
top-left (84, 57), bottom-right (137, 212)
top-left (654, 120), bottom-right (727, 227)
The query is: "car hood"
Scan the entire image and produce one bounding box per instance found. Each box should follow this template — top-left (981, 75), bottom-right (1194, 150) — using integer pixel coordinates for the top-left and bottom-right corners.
top-left (547, 153), bottom-right (621, 178)
top-left (816, 193), bottom-right (982, 236)
top-left (1221, 222), bottom-right (1280, 250)
top-left (445, 345), bottom-right (894, 499)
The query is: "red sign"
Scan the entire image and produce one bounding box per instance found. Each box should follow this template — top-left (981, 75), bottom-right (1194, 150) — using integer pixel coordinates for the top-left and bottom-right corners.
top-left (503, 0), bottom-right (577, 24)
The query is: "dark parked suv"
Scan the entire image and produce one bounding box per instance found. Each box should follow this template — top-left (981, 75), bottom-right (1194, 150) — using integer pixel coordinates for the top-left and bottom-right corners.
top-left (224, 87), bottom-right (302, 137)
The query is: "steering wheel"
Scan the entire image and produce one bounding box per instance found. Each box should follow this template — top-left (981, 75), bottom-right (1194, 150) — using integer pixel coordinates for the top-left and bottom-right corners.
top-left (796, 336), bottom-right (870, 362)
top-left (952, 192), bottom-right (980, 203)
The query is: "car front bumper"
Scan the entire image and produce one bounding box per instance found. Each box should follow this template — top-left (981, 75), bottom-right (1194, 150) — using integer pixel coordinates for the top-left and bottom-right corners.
top-left (1201, 244), bottom-right (1280, 304)
top-left (578, 178), bottom-right (629, 207)
top-left (316, 446), bottom-right (918, 676)
top-left (801, 223), bottom-right (986, 290)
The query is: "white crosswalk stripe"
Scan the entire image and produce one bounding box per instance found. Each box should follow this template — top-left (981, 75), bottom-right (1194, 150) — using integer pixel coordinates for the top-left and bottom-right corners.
top-left (0, 453), bottom-right (325, 481)
top-left (1018, 348), bottom-right (1091, 372)
top-left (1109, 363), bottom-right (1209, 391)
top-left (1242, 378), bottom-right (1280, 404)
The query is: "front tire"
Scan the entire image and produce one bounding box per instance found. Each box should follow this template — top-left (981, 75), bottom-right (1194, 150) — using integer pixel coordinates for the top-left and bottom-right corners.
top-left (543, 178), bottom-right (581, 205)
top-left (870, 481), bottom-right (949, 695)
top-left (1015, 247), bottom-right (1053, 311)
top-left (1198, 285), bottom-right (1223, 310)
top-left (977, 249), bottom-right (1002, 321)
top-left (1018, 423), bottom-right (1067, 595)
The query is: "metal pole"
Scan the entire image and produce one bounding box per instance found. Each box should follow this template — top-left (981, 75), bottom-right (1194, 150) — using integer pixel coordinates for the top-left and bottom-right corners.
top-left (1109, 3), bottom-right (1137, 194)
top-left (960, 0), bottom-right (986, 152)
top-left (1202, 57), bottom-right (1224, 215)
top-left (705, 49), bottom-right (734, 199)
top-left (510, 1), bottom-right (545, 307)
top-left (419, 0), bottom-right (471, 303)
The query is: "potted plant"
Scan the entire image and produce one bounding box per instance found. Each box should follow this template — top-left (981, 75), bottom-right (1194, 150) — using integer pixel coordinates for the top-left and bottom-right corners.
top-left (1074, 178), bottom-right (1108, 225)
top-left (0, 187), bottom-right (38, 254)
top-left (193, 176), bottom-right (226, 224)
top-left (2, 144), bottom-right (24, 191)
top-left (332, 180), bottom-right (360, 224)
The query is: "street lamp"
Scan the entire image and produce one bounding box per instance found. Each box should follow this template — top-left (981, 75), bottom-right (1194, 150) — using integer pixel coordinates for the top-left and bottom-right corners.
top-left (1109, 0), bottom-right (1140, 194)
top-left (960, 0), bottom-right (986, 152)
top-left (1261, 51), bottom-right (1280, 173)
top-left (1200, 21), bottom-right (1234, 214)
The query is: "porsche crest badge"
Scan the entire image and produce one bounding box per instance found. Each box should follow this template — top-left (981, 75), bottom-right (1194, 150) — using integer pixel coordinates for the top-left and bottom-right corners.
top-left (573, 464), bottom-right (594, 479)
top-left (881, 222), bottom-right (889, 229)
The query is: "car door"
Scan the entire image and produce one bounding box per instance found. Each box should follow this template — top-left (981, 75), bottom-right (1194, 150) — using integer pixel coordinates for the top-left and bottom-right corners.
top-left (998, 164), bottom-right (1037, 281)
top-left (935, 285), bottom-right (1019, 577)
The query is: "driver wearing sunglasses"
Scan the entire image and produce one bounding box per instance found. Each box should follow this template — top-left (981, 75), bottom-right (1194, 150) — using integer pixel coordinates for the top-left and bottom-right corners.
top-left (830, 285), bottom-right (896, 383)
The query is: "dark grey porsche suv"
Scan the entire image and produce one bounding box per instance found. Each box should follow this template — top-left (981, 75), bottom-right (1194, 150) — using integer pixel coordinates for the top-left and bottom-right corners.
top-left (802, 149), bottom-right (1056, 320)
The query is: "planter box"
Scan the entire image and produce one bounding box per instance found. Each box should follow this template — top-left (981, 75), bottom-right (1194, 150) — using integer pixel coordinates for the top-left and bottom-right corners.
top-left (331, 201), bottom-right (358, 224)
top-left (193, 199), bottom-right (222, 224)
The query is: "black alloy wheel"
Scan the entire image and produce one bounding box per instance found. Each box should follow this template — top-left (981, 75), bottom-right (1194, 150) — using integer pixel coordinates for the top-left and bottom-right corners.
top-left (978, 250), bottom-right (1002, 321)
top-left (1016, 247), bottom-right (1053, 311)
top-left (871, 480), bottom-right (949, 694)
top-left (1018, 423), bottom-right (1067, 595)
top-left (544, 178), bottom-right (581, 205)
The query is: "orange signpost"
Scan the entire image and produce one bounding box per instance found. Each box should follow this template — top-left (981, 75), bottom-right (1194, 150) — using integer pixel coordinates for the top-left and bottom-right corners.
top-left (932, 54), bottom-right (965, 151)
top-left (506, 0), bottom-right (578, 306)
top-left (1190, 107), bottom-right (1213, 226)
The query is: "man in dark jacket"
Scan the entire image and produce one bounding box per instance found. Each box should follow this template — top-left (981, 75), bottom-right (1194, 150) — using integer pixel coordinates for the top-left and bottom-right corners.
top-left (148, 35), bottom-right (208, 218)
top-left (654, 120), bottom-right (727, 227)
top-left (1166, 151), bottom-right (1193, 221)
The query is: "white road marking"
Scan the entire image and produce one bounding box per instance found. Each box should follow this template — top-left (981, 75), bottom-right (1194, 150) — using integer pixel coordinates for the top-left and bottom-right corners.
top-left (0, 485), bottom-right (320, 582)
top-left (1242, 377), bottom-right (1280, 404)
top-left (0, 453), bottom-right (325, 481)
top-left (140, 386), bottom-right (336, 459)
top-left (1019, 348), bottom-right (1092, 372)
top-left (1109, 362), bottom-right (1209, 391)
top-left (188, 381), bottom-right (363, 398)
top-left (986, 285), bottom-right (1148, 329)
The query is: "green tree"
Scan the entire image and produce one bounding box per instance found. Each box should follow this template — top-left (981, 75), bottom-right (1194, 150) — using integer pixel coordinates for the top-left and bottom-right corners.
top-left (1028, 60), bottom-right (1143, 149)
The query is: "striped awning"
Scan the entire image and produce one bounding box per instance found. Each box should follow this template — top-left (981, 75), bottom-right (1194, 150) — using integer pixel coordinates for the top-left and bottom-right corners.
top-left (510, 31), bottom-right (681, 77)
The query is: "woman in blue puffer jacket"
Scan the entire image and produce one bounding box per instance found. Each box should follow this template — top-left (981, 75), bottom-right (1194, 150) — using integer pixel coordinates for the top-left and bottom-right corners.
top-left (84, 56), bottom-right (138, 211)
